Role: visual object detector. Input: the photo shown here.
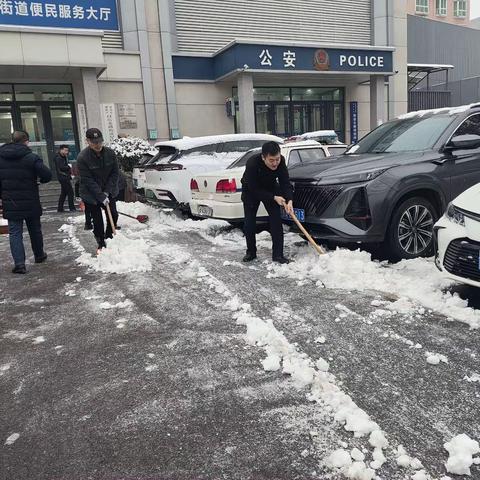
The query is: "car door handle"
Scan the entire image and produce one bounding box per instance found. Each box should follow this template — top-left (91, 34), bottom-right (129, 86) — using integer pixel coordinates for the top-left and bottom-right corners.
top-left (432, 157), bottom-right (451, 165)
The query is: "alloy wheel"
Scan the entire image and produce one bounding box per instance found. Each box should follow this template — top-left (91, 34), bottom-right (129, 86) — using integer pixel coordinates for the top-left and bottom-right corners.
top-left (397, 205), bottom-right (434, 256)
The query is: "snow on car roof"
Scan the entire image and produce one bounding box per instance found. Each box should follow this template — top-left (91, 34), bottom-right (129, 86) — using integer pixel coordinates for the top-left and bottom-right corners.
top-left (299, 130), bottom-right (338, 139)
top-left (282, 140), bottom-right (322, 149)
top-left (154, 133), bottom-right (284, 150)
top-left (398, 103), bottom-right (480, 120)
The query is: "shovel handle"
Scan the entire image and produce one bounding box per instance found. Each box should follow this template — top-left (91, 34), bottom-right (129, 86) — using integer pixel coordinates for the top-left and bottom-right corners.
top-left (289, 211), bottom-right (325, 255)
top-left (106, 203), bottom-right (116, 236)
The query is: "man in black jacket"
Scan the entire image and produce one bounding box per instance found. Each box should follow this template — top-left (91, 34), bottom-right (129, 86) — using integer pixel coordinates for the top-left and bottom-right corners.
top-left (241, 141), bottom-right (294, 264)
top-left (54, 144), bottom-right (76, 212)
top-left (0, 130), bottom-right (52, 274)
top-left (77, 128), bottom-right (119, 250)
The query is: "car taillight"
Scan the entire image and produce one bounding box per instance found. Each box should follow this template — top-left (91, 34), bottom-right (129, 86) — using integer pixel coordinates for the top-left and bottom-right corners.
top-left (344, 188), bottom-right (371, 230)
top-left (216, 178), bottom-right (237, 193)
top-left (190, 179), bottom-right (199, 192)
top-left (151, 163), bottom-right (184, 171)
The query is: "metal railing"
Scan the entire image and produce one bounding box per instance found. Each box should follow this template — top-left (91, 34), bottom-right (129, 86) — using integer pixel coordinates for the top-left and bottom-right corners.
top-left (408, 91), bottom-right (451, 112)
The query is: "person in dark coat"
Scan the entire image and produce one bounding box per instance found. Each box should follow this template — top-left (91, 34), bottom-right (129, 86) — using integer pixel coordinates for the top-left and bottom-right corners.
top-left (241, 141), bottom-right (294, 264)
top-left (0, 130), bottom-right (52, 273)
top-left (54, 144), bottom-right (76, 212)
top-left (77, 128), bottom-right (119, 250)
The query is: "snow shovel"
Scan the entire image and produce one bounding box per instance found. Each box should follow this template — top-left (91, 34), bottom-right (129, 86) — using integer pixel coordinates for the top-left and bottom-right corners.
top-left (288, 209), bottom-right (326, 256)
top-left (105, 203), bottom-right (117, 236)
top-left (117, 211), bottom-right (149, 224)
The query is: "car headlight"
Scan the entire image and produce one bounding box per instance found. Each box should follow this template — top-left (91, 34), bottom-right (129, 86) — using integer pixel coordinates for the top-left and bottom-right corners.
top-left (318, 168), bottom-right (389, 185)
top-left (446, 202), bottom-right (465, 226)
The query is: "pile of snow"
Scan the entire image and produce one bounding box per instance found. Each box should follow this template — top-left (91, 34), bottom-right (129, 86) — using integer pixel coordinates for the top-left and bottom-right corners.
top-left (444, 434), bottom-right (480, 476)
top-left (77, 232), bottom-right (152, 274)
top-left (267, 246), bottom-right (480, 329)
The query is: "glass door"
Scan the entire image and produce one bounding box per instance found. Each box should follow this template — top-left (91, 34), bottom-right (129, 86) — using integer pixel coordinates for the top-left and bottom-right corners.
top-left (292, 104), bottom-right (309, 136)
top-left (0, 105), bottom-right (14, 145)
top-left (18, 105), bottom-right (50, 166)
top-left (274, 104), bottom-right (290, 137)
top-left (48, 105), bottom-right (79, 161)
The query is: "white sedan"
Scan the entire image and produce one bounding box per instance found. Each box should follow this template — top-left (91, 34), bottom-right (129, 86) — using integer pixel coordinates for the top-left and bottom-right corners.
top-left (142, 133), bottom-right (283, 211)
top-left (435, 184), bottom-right (480, 288)
top-left (190, 141), bottom-right (346, 223)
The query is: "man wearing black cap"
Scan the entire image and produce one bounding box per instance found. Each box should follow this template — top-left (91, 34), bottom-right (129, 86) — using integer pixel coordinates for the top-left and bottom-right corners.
top-left (241, 141), bottom-right (294, 264)
top-left (77, 128), bottom-right (119, 250)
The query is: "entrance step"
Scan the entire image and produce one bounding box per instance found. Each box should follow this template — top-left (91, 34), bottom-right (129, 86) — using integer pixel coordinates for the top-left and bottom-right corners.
top-left (39, 181), bottom-right (80, 211)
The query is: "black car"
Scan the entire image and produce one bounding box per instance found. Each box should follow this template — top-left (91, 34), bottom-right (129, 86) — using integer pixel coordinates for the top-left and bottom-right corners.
top-left (287, 104), bottom-right (480, 259)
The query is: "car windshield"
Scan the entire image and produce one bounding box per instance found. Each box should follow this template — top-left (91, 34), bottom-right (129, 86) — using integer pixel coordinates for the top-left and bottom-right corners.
top-left (345, 115), bottom-right (456, 154)
top-left (227, 149), bottom-right (261, 169)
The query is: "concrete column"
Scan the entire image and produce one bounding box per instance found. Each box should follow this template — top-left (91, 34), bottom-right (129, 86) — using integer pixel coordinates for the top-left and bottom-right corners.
top-left (158, 0), bottom-right (179, 137)
top-left (81, 68), bottom-right (102, 129)
top-left (237, 73), bottom-right (255, 133)
top-left (370, 75), bottom-right (385, 130)
top-left (372, 0), bottom-right (408, 119)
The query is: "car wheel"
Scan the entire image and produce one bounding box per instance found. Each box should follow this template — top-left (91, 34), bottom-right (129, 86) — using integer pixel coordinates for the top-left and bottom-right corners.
top-left (386, 197), bottom-right (437, 260)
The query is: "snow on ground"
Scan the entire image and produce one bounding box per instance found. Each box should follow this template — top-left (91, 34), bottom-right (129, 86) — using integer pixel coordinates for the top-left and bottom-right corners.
top-left (267, 245), bottom-right (480, 330)
top-left (58, 202), bottom-right (480, 476)
top-left (444, 434), bottom-right (480, 476)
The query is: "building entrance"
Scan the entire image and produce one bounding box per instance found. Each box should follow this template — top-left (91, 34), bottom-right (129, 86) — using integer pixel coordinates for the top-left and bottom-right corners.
top-left (0, 84), bottom-right (80, 177)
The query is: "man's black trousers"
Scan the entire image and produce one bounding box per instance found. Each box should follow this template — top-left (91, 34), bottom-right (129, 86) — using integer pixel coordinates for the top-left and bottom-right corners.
top-left (85, 199), bottom-right (119, 240)
top-left (58, 178), bottom-right (75, 211)
top-left (242, 196), bottom-right (284, 259)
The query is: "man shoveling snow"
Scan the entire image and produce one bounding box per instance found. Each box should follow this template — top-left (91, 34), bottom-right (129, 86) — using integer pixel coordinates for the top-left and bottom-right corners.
top-left (77, 128), bottom-right (119, 252)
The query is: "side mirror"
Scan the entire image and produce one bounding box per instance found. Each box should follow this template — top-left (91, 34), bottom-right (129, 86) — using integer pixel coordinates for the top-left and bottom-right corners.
top-left (445, 134), bottom-right (480, 151)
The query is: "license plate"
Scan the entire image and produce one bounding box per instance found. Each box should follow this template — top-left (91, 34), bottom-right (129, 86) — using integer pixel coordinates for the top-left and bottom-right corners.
top-left (198, 206), bottom-right (213, 217)
top-left (281, 207), bottom-right (305, 222)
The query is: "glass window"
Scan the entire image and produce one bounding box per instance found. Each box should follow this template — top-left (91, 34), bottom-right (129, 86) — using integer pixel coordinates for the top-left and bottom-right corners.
top-left (0, 84), bottom-right (13, 102)
top-left (292, 88), bottom-right (343, 101)
top-left (327, 145), bottom-right (347, 156)
top-left (227, 148), bottom-right (261, 169)
top-left (221, 140), bottom-right (263, 153)
top-left (346, 115), bottom-right (456, 154)
top-left (454, 114), bottom-right (480, 136)
top-left (0, 106), bottom-right (13, 144)
top-left (416, 0), bottom-right (429, 14)
top-left (14, 84), bottom-right (73, 101)
top-left (454, 0), bottom-right (467, 17)
top-left (287, 150), bottom-right (302, 167)
top-left (436, 0), bottom-right (447, 15)
top-left (299, 148), bottom-right (326, 162)
top-left (253, 87), bottom-right (290, 102)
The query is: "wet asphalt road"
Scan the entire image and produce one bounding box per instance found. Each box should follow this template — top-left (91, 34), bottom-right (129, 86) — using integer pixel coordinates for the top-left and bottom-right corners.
top-left (0, 212), bottom-right (479, 480)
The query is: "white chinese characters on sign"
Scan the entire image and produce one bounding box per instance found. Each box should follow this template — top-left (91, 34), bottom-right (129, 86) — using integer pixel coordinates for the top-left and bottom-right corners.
top-left (283, 50), bottom-right (296, 68)
top-left (0, 1), bottom-right (13, 15)
top-left (258, 48), bottom-right (297, 69)
top-left (259, 49), bottom-right (272, 67)
top-left (0, 2), bottom-right (112, 22)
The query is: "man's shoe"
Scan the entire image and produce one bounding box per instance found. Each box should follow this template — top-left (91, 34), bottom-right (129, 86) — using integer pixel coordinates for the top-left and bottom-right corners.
top-left (273, 256), bottom-right (291, 265)
top-left (69, 208), bottom-right (77, 212)
top-left (57, 209), bottom-right (64, 213)
top-left (242, 252), bottom-right (257, 262)
top-left (95, 236), bottom-right (107, 249)
top-left (35, 253), bottom-right (48, 263)
top-left (84, 223), bottom-right (93, 231)
top-left (12, 265), bottom-right (26, 274)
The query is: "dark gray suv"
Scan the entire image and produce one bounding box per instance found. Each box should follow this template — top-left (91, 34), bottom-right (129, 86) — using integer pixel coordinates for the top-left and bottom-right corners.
top-left (287, 104), bottom-right (480, 259)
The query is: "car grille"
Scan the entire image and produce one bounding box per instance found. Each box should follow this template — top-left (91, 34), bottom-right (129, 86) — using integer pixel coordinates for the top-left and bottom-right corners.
top-left (444, 238), bottom-right (480, 282)
top-left (292, 183), bottom-right (344, 217)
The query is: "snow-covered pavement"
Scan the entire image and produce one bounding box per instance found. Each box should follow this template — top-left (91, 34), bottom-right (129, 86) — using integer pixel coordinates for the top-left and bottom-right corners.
top-left (1, 203), bottom-right (479, 480)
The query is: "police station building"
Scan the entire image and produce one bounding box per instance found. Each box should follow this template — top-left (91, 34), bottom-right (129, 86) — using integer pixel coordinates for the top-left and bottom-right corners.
top-left (0, 0), bottom-right (407, 171)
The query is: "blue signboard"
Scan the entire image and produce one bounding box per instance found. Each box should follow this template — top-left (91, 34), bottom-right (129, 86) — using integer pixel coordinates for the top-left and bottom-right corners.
top-left (173, 42), bottom-right (394, 81)
top-left (350, 102), bottom-right (358, 144)
top-left (0, 0), bottom-right (118, 31)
